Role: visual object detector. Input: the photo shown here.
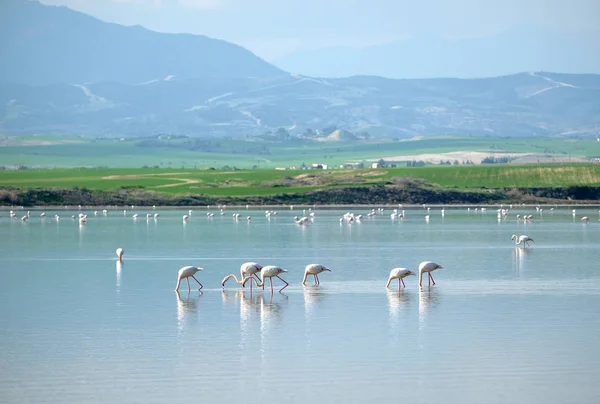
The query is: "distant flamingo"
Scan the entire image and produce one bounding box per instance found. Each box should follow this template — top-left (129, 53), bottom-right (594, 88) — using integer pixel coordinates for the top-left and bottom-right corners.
top-left (302, 264), bottom-right (331, 286)
top-left (222, 262), bottom-right (263, 290)
top-left (511, 234), bottom-right (534, 248)
top-left (116, 247), bottom-right (124, 262)
top-left (175, 266), bottom-right (204, 292)
top-left (386, 268), bottom-right (415, 290)
top-left (419, 261), bottom-right (444, 287)
top-left (242, 265), bottom-right (288, 293)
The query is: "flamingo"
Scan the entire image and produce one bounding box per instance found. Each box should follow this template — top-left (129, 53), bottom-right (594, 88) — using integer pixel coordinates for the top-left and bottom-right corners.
top-left (581, 217), bottom-right (590, 223)
top-left (242, 265), bottom-right (288, 293)
top-left (511, 234), bottom-right (534, 248)
top-left (222, 262), bottom-right (263, 290)
top-left (116, 248), bottom-right (124, 262)
top-left (386, 268), bottom-right (416, 290)
top-left (175, 266), bottom-right (204, 292)
top-left (418, 261), bottom-right (444, 287)
top-left (302, 264), bottom-right (331, 286)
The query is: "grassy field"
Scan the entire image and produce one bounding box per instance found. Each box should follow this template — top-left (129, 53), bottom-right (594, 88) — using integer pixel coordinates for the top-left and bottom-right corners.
top-left (1, 135), bottom-right (600, 169)
top-left (1, 164), bottom-right (599, 197)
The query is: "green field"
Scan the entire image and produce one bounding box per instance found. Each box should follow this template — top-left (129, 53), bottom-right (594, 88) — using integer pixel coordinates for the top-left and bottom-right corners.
top-left (1, 135), bottom-right (600, 169)
top-left (1, 164), bottom-right (599, 197)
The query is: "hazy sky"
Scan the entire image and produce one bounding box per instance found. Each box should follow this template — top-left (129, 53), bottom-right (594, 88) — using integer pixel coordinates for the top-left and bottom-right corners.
top-left (39, 0), bottom-right (600, 60)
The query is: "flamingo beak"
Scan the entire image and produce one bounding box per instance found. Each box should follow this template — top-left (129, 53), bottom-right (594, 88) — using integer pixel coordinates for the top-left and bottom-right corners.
top-left (280, 269), bottom-right (288, 273)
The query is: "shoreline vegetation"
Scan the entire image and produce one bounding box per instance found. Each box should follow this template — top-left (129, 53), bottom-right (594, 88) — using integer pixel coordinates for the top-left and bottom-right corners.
top-left (1, 164), bottom-right (600, 206)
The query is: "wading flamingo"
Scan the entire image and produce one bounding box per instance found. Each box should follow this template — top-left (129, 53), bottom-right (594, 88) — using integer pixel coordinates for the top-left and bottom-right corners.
top-left (116, 248), bottom-right (124, 262)
top-left (175, 266), bottom-right (204, 292)
top-left (222, 262), bottom-right (263, 290)
top-left (419, 261), bottom-right (444, 287)
top-left (302, 264), bottom-right (331, 286)
top-left (242, 265), bottom-right (288, 293)
top-left (386, 268), bottom-right (416, 290)
top-left (511, 234), bottom-right (534, 248)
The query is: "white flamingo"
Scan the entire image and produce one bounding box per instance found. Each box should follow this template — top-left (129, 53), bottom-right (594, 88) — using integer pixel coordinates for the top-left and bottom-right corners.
top-left (419, 261), bottom-right (444, 287)
top-left (302, 264), bottom-right (331, 286)
top-left (221, 262), bottom-right (263, 290)
top-left (386, 268), bottom-right (416, 290)
top-left (512, 234), bottom-right (534, 248)
top-left (581, 217), bottom-right (590, 223)
top-left (242, 265), bottom-right (288, 293)
top-left (175, 266), bottom-right (204, 292)
top-left (116, 248), bottom-right (124, 262)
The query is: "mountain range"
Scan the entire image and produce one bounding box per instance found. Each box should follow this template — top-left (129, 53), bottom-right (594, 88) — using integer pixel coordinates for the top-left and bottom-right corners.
top-left (0, 0), bottom-right (599, 139)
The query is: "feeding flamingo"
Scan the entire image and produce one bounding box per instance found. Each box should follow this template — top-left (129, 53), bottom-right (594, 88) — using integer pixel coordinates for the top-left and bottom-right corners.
top-left (222, 262), bottom-right (263, 290)
top-left (386, 268), bottom-right (416, 290)
top-left (511, 234), bottom-right (534, 248)
top-left (302, 264), bottom-right (331, 286)
top-left (175, 266), bottom-right (204, 292)
top-left (418, 261), bottom-right (444, 287)
top-left (242, 265), bottom-right (288, 293)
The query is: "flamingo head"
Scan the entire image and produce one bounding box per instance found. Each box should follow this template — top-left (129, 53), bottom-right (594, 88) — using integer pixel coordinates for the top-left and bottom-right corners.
top-left (323, 267), bottom-right (332, 272)
top-left (278, 268), bottom-right (288, 274)
top-left (511, 235), bottom-right (517, 240)
top-left (406, 270), bottom-right (416, 276)
top-left (256, 265), bottom-right (263, 272)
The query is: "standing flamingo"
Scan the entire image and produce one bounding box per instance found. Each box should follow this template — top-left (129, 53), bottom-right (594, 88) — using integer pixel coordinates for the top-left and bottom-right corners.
top-left (418, 261), bottom-right (444, 287)
top-left (116, 247), bottom-right (124, 262)
top-left (175, 266), bottom-right (204, 292)
top-left (386, 268), bottom-right (415, 290)
top-left (242, 265), bottom-right (288, 293)
top-left (302, 264), bottom-right (331, 286)
top-left (222, 262), bottom-right (263, 290)
top-left (511, 234), bottom-right (534, 248)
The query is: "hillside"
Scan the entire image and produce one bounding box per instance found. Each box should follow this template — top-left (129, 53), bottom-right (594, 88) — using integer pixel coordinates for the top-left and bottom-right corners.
top-left (1, 72), bottom-right (599, 137)
top-left (0, 0), bottom-right (283, 85)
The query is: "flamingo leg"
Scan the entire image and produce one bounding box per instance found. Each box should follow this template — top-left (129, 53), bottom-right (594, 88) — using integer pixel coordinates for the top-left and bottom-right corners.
top-left (186, 277), bottom-right (191, 292)
top-left (313, 274), bottom-right (318, 285)
top-left (277, 275), bottom-right (289, 292)
top-left (398, 278), bottom-right (401, 291)
top-left (316, 274), bottom-right (320, 285)
top-left (401, 278), bottom-right (405, 288)
top-left (429, 273), bottom-right (436, 286)
top-left (192, 275), bottom-right (203, 290)
top-left (269, 277), bottom-right (274, 294)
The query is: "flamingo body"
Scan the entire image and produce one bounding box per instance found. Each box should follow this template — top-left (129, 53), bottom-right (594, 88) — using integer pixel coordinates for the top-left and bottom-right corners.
top-left (512, 234), bottom-right (533, 247)
top-left (222, 262), bottom-right (263, 290)
top-left (175, 266), bottom-right (204, 292)
top-left (418, 261), bottom-right (443, 287)
top-left (116, 247), bottom-right (124, 262)
top-left (386, 268), bottom-right (415, 290)
top-left (242, 265), bottom-right (288, 293)
top-left (302, 264), bottom-right (331, 286)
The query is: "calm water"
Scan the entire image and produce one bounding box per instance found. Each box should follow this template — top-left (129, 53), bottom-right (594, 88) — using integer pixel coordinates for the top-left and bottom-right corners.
top-left (1, 206), bottom-right (600, 404)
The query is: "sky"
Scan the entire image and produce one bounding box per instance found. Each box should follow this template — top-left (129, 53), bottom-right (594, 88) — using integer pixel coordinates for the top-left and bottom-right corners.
top-left (38, 0), bottom-right (600, 60)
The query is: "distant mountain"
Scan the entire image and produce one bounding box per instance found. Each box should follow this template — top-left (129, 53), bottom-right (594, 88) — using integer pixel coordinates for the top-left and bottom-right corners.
top-left (1, 72), bottom-right (599, 137)
top-left (0, 0), bottom-right (283, 85)
top-left (273, 27), bottom-right (600, 79)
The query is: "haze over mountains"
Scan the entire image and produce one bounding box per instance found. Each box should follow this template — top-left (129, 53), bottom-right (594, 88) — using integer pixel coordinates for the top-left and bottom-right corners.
top-left (0, 0), bottom-right (599, 139)
top-left (273, 27), bottom-right (600, 79)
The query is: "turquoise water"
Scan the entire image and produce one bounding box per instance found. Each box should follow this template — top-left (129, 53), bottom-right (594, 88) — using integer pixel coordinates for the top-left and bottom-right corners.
top-left (1, 206), bottom-right (599, 403)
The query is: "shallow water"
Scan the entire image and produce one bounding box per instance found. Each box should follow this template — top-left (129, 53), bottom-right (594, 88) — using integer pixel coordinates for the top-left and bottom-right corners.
top-left (1, 206), bottom-right (600, 403)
